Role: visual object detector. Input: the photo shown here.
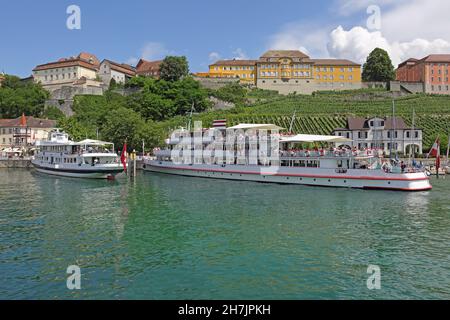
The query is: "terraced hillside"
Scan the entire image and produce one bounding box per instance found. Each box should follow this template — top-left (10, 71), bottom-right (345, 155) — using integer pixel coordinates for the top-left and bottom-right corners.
top-left (155, 90), bottom-right (450, 150)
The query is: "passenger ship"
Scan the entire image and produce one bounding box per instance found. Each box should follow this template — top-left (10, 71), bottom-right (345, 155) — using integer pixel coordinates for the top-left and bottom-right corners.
top-left (32, 130), bottom-right (125, 179)
top-left (143, 122), bottom-right (432, 192)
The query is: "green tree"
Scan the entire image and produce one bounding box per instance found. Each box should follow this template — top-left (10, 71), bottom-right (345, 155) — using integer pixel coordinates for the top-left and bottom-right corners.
top-left (58, 117), bottom-right (95, 141)
top-left (362, 48), bottom-right (395, 82)
top-left (211, 82), bottom-right (247, 105)
top-left (159, 56), bottom-right (189, 81)
top-left (43, 106), bottom-right (66, 120)
top-left (101, 107), bottom-right (146, 151)
top-left (0, 74), bottom-right (49, 118)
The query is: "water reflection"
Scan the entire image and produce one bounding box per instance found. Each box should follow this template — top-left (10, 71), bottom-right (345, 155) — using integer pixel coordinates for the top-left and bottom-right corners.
top-left (1, 169), bottom-right (450, 299)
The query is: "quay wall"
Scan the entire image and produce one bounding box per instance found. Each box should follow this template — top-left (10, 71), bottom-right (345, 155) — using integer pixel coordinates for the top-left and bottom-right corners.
top-left (0, 158), bottom-right (32, 168)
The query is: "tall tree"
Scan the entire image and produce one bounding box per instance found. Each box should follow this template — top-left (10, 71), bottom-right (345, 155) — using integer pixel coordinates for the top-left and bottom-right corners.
top-left (159, 56), bottom-right (189, 81)
top-left (362, 48), bottom-right (396, 82)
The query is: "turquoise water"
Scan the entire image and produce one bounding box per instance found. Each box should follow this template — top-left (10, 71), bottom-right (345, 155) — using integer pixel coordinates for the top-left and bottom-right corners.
top-left (0, 169), bottom-right (449, 299)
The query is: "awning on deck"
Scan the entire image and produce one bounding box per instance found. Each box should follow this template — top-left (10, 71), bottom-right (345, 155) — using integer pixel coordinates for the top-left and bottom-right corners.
top-left (226, 123), bottom-right (285, 131)
top-left (280, 134), bottom-right (352, 143)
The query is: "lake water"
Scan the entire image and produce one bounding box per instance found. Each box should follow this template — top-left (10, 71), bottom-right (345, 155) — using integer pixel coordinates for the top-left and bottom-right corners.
top-left (0, 169), bottom-right (449, 299)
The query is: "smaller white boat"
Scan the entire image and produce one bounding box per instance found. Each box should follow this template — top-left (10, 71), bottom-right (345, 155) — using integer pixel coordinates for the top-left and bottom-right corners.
top-left (32, 130), bottom-right (125, 179)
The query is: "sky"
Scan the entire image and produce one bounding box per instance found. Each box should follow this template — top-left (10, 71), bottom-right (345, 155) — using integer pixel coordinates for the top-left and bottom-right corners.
top-left (1, 0), bottom-right (450, 77)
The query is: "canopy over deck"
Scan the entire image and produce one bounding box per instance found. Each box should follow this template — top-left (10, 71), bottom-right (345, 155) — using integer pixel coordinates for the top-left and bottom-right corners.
top-left (280, 134), bottom-right (352, 143)
top-left (76, 139), bottom-right (114, 146)
top-left (227, 123), bottom-right (285, 131)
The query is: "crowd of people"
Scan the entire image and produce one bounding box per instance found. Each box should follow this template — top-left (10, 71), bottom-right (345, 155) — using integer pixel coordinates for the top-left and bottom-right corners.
top-left (279, 146), bottom-right (384, 158)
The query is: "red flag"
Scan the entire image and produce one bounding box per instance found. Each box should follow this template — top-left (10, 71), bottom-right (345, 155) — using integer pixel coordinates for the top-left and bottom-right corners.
top-left (427, 137), bottom-right (440, 158)
top-left (120, 142), bottom-right (127, 172)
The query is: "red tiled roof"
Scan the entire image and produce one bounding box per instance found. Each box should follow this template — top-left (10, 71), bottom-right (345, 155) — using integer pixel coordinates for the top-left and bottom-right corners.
top-left (33, 52), bottom-right (100, 72)
top-left (0, 116), bottom-right (57, 128)
top-left (78, 52), bottom-right (100, 65)
top-left (260, 50), bottom-right (310, 59)
top-left (421, 54), bottom-right (450, 63)
top-left (210, 59), bottom-right (257, 66)
top-left (33, 59), bottom-right (98, 72)
top-left (102, 59), bottom-right (136, 76)
top-left (135, 59), bottom-right (162, 75)
top-left (311, 59), bottom-right (360, 66)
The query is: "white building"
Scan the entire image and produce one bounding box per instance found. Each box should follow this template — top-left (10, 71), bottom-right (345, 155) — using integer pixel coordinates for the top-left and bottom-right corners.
top-left (99, 59), bottom-right (136, 86)
top-left (0, 114), bottom-right (56, 150)
top-left (333, 117), bottom-right (423, 155)
top-left (32, 52), bottom-right (102, 93)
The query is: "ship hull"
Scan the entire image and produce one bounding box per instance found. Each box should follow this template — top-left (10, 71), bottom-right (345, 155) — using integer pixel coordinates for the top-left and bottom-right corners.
top-left (143, 160), bottom-right (432, 192)
top-left (32, 162), bottom-right (124, 179)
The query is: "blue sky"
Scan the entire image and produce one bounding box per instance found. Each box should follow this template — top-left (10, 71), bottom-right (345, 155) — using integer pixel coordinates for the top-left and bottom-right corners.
top-left (1, 0), bottom-right (449, 77)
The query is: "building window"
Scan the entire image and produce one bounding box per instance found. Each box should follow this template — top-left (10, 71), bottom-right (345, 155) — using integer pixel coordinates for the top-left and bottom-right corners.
top-left (415, 131), bottom-right (419, 138)
top-left (348, 75), bottom-right (353, 80)
top-left (349, 67), bottom-right (353, 72)
top-left (406, 131), bottom-right (410, 138)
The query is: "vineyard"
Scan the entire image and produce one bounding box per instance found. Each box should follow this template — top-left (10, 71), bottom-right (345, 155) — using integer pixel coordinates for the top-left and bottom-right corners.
top-left (155, 90), bottom-right (450, 150)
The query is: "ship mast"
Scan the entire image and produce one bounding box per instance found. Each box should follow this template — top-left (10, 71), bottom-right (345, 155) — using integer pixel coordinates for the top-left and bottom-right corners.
top-left (289, 110), bottom-right (296, 134)
top-left (411, 107), bottom-right (415, 164)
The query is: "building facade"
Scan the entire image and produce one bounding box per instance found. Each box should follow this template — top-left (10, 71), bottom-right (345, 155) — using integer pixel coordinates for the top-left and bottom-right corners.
top-left (333, 117), bottom-right (423, 155)
top-left (32, 52), bottom-right (102, 93)
top-left (396, 54), bottom-right (450, 95)
top-left (99, 59), bottom-right (136, 86)
top-left (0, 114), bottom-right (56, 150)
top-left (135, 59), bottom-right (163, 78)
top-left (256, 50), bottom-right (361, 94)
top-left (196, 59), bottom-right (257, 84)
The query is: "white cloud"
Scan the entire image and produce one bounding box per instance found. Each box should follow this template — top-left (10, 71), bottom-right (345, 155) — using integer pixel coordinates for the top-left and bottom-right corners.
top-left (127, 42), bottom-right (172, 65)
top-left (141, 42), bottom-right (170, 60)
top-left (268, 22), bottom-right (329, 57)
top-left (268, 0), bottom-right (450, 68)
top-left (208, 52), bottom-right (221, 62)
top-left (334, 0), bottom-right (402, 16)
top-left (327, 25), bottom-right (450, 66)
top-left (381, 0), bottom-right (450, 42)
top-left (232, 48), bottom-right (249, 60)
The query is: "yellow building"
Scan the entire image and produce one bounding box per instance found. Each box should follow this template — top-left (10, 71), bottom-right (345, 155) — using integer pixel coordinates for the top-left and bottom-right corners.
top-left (312, 59), bottom-right (361, 85)
top-left (256, 50), bottom-right (361, 94)
top-left (196, 59), bottom-right (257, 84)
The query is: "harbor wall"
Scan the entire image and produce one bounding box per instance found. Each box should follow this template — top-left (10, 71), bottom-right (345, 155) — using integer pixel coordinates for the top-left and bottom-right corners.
top-left (0, 158), bottom-right (32, 168)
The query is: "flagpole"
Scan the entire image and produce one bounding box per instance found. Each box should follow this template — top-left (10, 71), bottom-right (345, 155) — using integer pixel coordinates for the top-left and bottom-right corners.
top-left (446, 133), bottom-right (450, 164)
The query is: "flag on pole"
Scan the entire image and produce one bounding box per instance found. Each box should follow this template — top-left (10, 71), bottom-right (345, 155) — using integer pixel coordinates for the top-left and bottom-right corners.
top-left (120, 141), bottom-right (127, 173)
top-left (427, 137), bottom-right (440, 158)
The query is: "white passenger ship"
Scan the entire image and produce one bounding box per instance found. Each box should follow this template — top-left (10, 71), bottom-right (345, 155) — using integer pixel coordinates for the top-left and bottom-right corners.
top-left (32, 130), bottom-right (125, 179)
top-left (143, 123), bottom-right (432, 192)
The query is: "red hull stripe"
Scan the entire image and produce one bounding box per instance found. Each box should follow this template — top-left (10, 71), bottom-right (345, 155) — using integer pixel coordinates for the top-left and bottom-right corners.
top-left (148, 165), bottom-right (430, 182)
top-left (363, 186), bottom-right (432, 191)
